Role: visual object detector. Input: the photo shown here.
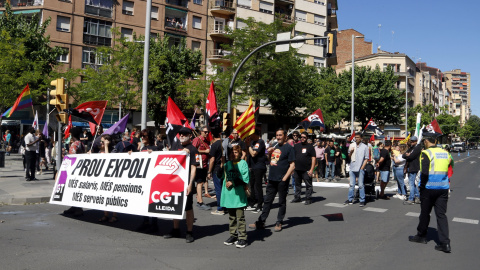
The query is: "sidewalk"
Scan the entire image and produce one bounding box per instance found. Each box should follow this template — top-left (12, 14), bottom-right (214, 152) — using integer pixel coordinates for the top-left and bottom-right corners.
top-left (0, 153), bottom-right (55, 205)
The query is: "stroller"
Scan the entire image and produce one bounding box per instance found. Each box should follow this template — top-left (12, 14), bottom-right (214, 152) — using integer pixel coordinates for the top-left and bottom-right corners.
top-left (355, 163), bottom-right (378, 202)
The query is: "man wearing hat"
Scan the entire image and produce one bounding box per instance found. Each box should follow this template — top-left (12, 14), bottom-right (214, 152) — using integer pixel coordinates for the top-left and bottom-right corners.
top-left (409, 135), bottom-right (452, 253)
top-left (163, 127), bottom-right (199, 243)
top-left (403, 136), bottom-right (422, 205)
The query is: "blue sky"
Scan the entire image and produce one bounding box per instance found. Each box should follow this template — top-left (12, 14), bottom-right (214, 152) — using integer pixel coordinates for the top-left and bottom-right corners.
top-left (338, 0), bottom-right (479, 115)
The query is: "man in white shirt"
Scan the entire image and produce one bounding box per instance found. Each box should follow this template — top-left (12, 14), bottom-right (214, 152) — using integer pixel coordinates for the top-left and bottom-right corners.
top-left (24, 127), bottom-right (40, 181)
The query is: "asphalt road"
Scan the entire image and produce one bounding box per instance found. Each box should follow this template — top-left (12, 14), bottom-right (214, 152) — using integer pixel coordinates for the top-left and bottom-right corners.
top-left (1, 150), bottom-right (479, 270)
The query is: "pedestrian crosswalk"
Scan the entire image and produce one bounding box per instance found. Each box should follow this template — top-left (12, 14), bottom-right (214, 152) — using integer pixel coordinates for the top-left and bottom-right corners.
top-left (452, 217), bottom-right (479, 224)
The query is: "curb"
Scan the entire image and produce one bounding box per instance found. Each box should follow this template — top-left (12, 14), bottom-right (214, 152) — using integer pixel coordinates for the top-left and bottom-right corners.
top-left (0, 196), bottom-right (51, 205)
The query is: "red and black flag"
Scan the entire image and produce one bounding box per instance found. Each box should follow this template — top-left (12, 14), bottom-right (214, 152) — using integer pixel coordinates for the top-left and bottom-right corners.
top-left (64, 115), bottom-right (72, 139)
top-left (364, 118), bottom-right (384, 136)
top-left (166, 97), bottom-right (190, 146)
top-left (67, 101), bottom-right (108, 135)
top-left (206, 81), bottom-right (220, 130)
top-left (422, 119), bottom-right (443, 137)
top-left (299, 109), bottom-right (325, 131)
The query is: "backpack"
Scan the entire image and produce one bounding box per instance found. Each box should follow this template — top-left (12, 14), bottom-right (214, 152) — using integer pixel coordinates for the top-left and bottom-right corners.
top-left (364, 163), bottom-right (375, 181)
top-left (373, 147), bottom-right (380, 160)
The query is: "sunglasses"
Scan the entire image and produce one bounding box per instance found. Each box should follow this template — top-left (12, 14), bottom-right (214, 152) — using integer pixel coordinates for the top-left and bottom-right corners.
top-left (301, 136), bottom-right (307, 139)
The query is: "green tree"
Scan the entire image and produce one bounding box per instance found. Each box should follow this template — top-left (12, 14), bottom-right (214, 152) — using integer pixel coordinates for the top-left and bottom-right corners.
top-left (458, 124), bottom-right (474, 141)
top-left (337, 65), bottom-right (403, 128)
top-left (465, 115), bottom-right (480, 137)
top-left (209, 18), bottom-right (315, 119)
top-left (436, 112), bottom-right (460, 136)
top-left (0, 4), bottom-right (65, 112)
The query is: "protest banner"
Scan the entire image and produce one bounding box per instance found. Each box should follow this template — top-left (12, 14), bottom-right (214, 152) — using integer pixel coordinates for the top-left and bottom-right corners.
top-left (49, 151), bottom-right (190, 219)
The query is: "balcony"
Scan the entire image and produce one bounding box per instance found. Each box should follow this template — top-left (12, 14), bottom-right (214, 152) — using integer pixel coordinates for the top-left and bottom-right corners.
top-left (210, 0), bottom-right (236, 15)
top-left (83, 34), bottom-right (111, 46)
top-left (85, 4), bottom-right (113, 18)
top-left (166, 0), bottom-right (188, 9)
top-left (208, 49), bottom-right (232, 63)
top-left (1, 0), bottom-right (43, 7)
top-left (165, 19), bottom-right (187, 33)
top-left (275, 13), bottom-right (293, 25)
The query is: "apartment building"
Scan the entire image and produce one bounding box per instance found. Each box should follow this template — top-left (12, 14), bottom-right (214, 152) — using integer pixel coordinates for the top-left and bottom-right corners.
top-left (443, 69), bottom-right (471, 125)
top-left (0, 0), bottom-right (209, 71)
top-left (334, 29), bottom-right (372, 70)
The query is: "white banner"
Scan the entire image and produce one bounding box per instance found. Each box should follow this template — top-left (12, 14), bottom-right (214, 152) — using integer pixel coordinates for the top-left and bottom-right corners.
top-left (49, 151), bottom-right (190, 219)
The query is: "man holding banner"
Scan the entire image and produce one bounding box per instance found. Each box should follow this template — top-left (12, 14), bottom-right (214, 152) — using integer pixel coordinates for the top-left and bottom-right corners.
top-left (163, 127), bottom-right (199, 243)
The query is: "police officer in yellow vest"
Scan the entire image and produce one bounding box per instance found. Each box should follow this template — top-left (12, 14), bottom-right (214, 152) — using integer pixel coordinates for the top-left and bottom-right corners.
top-left (408, 136), bottom-right (452, 253)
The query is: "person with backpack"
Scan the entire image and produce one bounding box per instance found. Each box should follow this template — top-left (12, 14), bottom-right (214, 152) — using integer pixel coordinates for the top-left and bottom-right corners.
top-left (344, 133), bottom-right (370, 207)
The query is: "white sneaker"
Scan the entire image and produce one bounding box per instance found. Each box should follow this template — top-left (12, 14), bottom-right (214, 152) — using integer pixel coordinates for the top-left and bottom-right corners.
top-left (401, 195), bottom-right (407, 201)
top-left (245, 206), bottom-right (256, 211)
top-left (393, 194), bottom-right (401, 199)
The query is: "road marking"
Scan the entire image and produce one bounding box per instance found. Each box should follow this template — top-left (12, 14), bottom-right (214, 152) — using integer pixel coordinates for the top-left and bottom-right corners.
top-left (325, 203), bottom-right (347, 208)
top-left (466, 197), bottom-right (480, 201)
top-left (363, 207), bottom-right (387, 213)
top-left (470, 161), bottom-right (477, 164)
top-left (405, 212), bottom-right (420, 217)
top-left (452, 217), bottom-right (479, 224)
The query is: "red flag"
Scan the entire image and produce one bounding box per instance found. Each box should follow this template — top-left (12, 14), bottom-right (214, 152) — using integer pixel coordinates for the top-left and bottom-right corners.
top-left (166, 97), bottom-right (190, 146)
top-left (206, 81), bottom-right (218, 123)
top-left (423, 119), bottom-right (443, 136)
top-left (64, 115), bottom-right (72, 139)
top-left (365, 118), bottom-right (384, 136)
top-left (348, 131), bottom-right (355, 142)
top-left (299, 109), bottom-right (325, 130)
top-left (370, 134), bottom-right (375, 142)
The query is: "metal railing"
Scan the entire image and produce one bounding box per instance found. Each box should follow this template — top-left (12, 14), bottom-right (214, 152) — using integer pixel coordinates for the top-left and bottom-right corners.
top-left (211, 0), bottom-right (235, 10)
top-left (165, 20), bottom-right (187, 32)
top-left (85, 5), bottom-right (113, 18)
top-left (211, 49), bottom-right (232, 57)
top-left (275, 13), bottom-right (293, 23)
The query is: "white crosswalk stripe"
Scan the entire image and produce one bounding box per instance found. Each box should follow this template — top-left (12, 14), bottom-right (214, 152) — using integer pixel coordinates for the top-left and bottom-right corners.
top-left (405, 212), bottom-right (420, 217)
top-left (452, 217), bottom-right (479, 224)
top-left (363, 207), bottom-right (387, 213)
top-left (324, 203), bottom-right (347, 208)
top-left (466, 197), bottom-right (480, 201)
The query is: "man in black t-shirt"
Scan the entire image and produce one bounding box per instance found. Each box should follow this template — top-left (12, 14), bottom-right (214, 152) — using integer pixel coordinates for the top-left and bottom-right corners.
top-left (324, 140), bottom-right (338, 181)
top-left (377, 140), bottom-right (392, 200)
top-left (249, 128), bottom-right (295, 232)
top-left (291, 132), bottom-right (316, 205)
top-left (163, 127), bottom-right (199, 243)
top-left (208, 129), bottom-right (225, 215)
top-left (113, 134), bottom-right (135, 153)
top-left (247, 129), bottom-right (267, 212)
top-left (229, 129), bottom-right (247, 160)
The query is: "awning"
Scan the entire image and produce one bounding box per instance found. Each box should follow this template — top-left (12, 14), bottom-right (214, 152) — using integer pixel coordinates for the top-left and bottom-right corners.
top-left (0, 9), bottom-right (41, 15)
top-left (165, 6), bottom-right (187, 13)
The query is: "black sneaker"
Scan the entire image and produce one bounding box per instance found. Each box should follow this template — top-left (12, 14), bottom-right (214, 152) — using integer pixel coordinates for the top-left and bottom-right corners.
top-left (224, 236), bottom-right (238, 246)
top-left (164, 228), bottom-right (181, 239)
top-left (290, 198), bottom-right (302, 203)
top-left (185, 232), bottom-right (194, 243)
top-left (409, 235), bottom-right (427, 244)
top-left (359, 202), bottom-right (365, 207)
top-left (304, 199), bottom-right (312, 205)
top-left (252, 207), bottom-right (262, 214)
top-left (344, 200), bottom-right (353, 205)
top-left (236, 239), bottom-right (247, 248)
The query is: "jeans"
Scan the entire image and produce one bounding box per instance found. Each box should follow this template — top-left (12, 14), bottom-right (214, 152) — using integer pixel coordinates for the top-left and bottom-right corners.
top-left (417, 189), bottom-right (450, 244)
top-left (394, 166), bottom-right (407, 195)
top-left (348, 170), bottom-right (365, 202)
top-left (259, 180), bottom-right (288, 225)
top-left (317, 158), bottom-right (325, 178)
top-left (379, 170), bottom-right (390, 182)
top-left (408, 172), bottom-right (420, 201)
top-left (325, 162), bottom-right (335, 179)
top-left (212, 173), bottom-right (224, 211)
top-left (293, 170), bottom-right (313, 200)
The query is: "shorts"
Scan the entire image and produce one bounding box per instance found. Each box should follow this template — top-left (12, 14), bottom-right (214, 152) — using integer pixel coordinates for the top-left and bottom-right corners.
top-left (380, 170), bottom-right (390, 183)
top-left (184, 182), bottom-right (196, 211)
top-left (195, 168), bottom-right (207, 184)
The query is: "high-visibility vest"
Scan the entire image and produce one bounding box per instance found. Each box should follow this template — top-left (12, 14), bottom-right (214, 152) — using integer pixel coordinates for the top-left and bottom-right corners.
top-left (420, 147), bottom-right (450, 190)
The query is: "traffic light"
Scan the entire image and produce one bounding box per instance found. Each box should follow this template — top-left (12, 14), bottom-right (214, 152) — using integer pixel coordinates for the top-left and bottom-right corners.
top-left (222, 112), bottom-right (230, 132)
top-left (327, 33), bottom-right (334, 55)
top-left (50, 78), bottom-right (68, 124)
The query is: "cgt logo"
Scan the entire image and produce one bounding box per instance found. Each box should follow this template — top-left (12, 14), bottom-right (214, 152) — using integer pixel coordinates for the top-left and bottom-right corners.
top-left (151, 191), bottom-right (182, 204)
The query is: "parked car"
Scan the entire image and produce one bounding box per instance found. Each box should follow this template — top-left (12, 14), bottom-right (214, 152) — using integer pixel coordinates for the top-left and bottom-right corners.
top-left (452, 142), bottom-right (466, 152)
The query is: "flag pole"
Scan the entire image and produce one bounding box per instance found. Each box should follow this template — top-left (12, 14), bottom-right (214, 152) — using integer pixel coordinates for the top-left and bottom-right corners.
top-left (90, 124), bottom-right (101, 152)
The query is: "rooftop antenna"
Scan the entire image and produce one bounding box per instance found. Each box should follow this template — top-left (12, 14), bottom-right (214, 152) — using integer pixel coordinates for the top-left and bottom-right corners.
top-left (391, 30), bottom-right (395, 51)
top-left (377, 24), bottom-right (382, 53)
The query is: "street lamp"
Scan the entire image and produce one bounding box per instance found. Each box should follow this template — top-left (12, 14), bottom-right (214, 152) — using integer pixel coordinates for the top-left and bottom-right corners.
top-left (141, 0), bottom-right (153, 130)
top-left (351, 35), bottom-right (364, 134)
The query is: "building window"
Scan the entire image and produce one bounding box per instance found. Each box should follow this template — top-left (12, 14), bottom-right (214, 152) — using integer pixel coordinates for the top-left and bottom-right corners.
top-left (314, 35), bottom-right (323, 46)
top-left (82, 46), bottom-right (105, 69)
top-left (122, 0), bottom-right (134, 16)
top-left (259, 1), bottom-right (273, 14)
top-left (313, 57), bottom-right (324, 68)
top-left (192, 41), bottom-right (201, 51)
top-left (83, 18), bottom-right (112, 46)
top-left (236, 19), bottom-right (247, 29)
top-left (56, 48), bottom-right (69, 63)
top-left (165, 7), bottom-right (188, 32)
top-left (166, 34), bottom-right (182, 48)
top-left (314, 14), bottom-right (325, 25)
top-left (166, 0), bottom-right (188, 8)
top-left (192, 16), bottom-right (202, 29)
top-left (121, 28), bottom-right (133, 41)
top-left (151, 6), bottom-right (159, 20)
top-left (295, 10), bottom-right (307, 22)
top-left (56, 16), bottom-right (71, 32)
top-left (85, 0), bottom-right (113, 18)
top-left (214, 18), bottom-right (225, 33)
top-left (237, 0), bottom-right (251, 8)
top-left (193, 0), bottom-right (202, 5)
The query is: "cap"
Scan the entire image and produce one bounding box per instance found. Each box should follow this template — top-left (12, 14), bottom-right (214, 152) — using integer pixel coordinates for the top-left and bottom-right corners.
top-left (178, 127), bottom-right (192, 135)
top-left (410, 136), bottom-right (418, 141)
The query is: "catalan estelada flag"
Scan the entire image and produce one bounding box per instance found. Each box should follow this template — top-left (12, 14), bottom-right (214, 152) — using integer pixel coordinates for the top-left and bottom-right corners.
top-left (233, 98), bottom-right (255, 140)
top-left (1, 85), bottom-right (33, 118)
